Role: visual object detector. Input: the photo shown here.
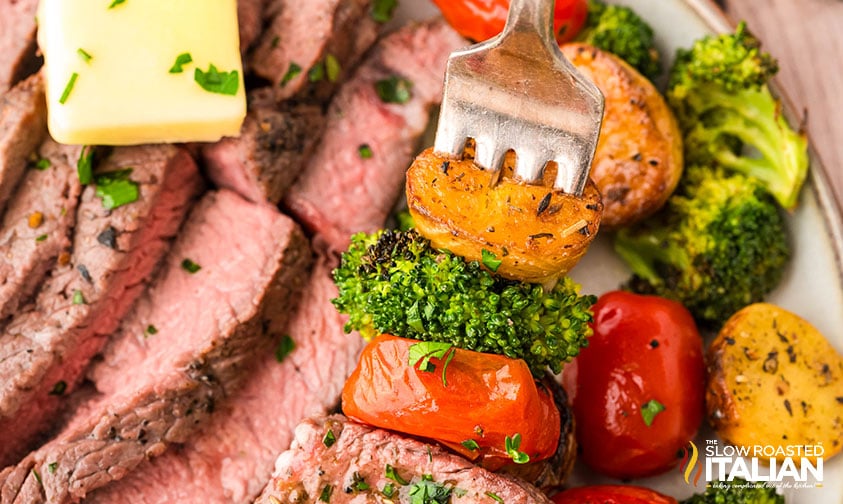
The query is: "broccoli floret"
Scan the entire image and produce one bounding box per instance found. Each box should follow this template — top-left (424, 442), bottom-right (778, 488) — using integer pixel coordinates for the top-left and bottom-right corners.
top-left (667, 22), bottom-right (808, 209)
top-left (574, 0), bottom-right (661, 80)
top-left (681, 478), bottom-right (785, 504)
top-left (332, 229), bottom-right (595, 376)
top-left (614, 165), bottom-right (789, 328)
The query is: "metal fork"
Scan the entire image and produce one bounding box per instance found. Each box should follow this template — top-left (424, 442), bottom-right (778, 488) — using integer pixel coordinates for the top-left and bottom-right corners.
top-left (433, 0), bottom-right (604, 195)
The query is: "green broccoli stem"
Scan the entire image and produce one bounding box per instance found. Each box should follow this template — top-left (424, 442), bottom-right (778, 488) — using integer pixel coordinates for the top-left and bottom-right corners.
top-left (613, 227), bottom-right (688, 287)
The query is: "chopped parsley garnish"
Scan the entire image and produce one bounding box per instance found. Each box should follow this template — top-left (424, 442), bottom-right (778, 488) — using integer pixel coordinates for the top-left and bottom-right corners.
top-left (350, 472), bottom-right (370, 492)
top-left (47, 462), bottom-right (58, 474)
top-left (408, 341), bottom-right (455, 386)
top-left (322, 429), bottom-right (336, 448)
top-left (382, 483), bottom-right (396, 498)
top-left (77, 146), bottom-right (95, 185)
top-left (408, 474), bottom-right (452, 504)
top-left (59, 72), bottom-right (79, 105)
top-left (504, 433), bottom-right (530, 464)
top-left (319, 484), bottom-right (333, 502)
top-left (275, 335), bottom-right (295, 363)
top-left (460, 439), bottom-right (480, 451)
top-left (32, 469), bottom-right (43, 486)
top-left (169, 52), bottom-right (193, 74)
top-left (325, 54), bottom-right (341, 83)
top-left (271, 35), bottom-right (280, 48)
top-left (486, 491), bottom-right (505, 503)
top-left (371, 0), bottom-right (398, 23)
top-left (308, 62), bottom-right (325, 83)
top-left (108, 0), bottom-right (126, 8)
top-left (375, 76), bottom-right (412, 104)
top-left (481, 249), bottom-right (502, 272)
top-left (641, 399), bottom-right (666, 427)
top-left (77, 48), bottom-right (93, 63)
top-left (50, 380), bottom-right (67, 396)
top-left (358, 144), bottom-right (373, 159)
top-left (72, 289), bottom-right (86, 305)
top-left (35, 234), bottom-right (48, 242)
top-left (145, 325), bottom-right (158, 336)
top-left (280, 62), bottom-right (302, 86)
top-left (94, 168), bottom-right (139, 209)
top-left (31, 158), bottom-right (51, 170)
top-left (181, 258), bottom-right (201, 274)
top-left (384, 464), bottom-right (408, 485)
top-left (194, 64), bottom-right (239, 96)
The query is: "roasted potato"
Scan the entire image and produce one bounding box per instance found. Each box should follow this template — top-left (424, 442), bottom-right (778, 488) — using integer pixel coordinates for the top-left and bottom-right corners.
top-left (706, 303), bottom-right (843, 462)
top-left (406, 148), bottom-right (602, 284)
top-left (561, 43), bottom-right (682, 230)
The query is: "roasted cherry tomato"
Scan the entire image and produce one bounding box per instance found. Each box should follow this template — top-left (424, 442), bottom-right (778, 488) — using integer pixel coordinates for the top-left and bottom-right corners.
top-left (432, 0), bottom-right (588, 44)
top-left (551, 485), bottom-right (678, 504)
top-left (342, 334), bottom-right (560, 467)
top-left (561, 291), bottom-right (705, 478)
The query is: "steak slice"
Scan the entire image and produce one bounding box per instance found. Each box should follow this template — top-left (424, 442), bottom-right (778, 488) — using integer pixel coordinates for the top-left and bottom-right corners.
top-left (238, 0), bottom-right (266, 56)
top-left (201, 88), bottom-right (326, 204)
top-left (86, 253), bottom-right (363, 504)
top-left (247, 0), bottom-right (377, 101)
top-left (0, 145), bottom-right (203, 467)
top-left (0, 0), bottom-right (40, 94)
top-left (0, 72), bottom-right (46, 216)
top-left (0, 190), bottom-right (311, 503)
top-left (283, 19), bottom-right (466, 252)
top-left (256, 415), bottom-right (553, 503)
top-left (0, 140), bottom-right (82, 322)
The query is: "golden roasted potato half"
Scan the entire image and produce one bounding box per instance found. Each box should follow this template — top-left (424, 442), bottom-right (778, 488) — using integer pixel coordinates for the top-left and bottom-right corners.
top-left (560, 43), bottom-right (682, 230)
top-left (406, 147), bottom-right (602, 284)
top-left (706, 303), bottom-right (843, 462)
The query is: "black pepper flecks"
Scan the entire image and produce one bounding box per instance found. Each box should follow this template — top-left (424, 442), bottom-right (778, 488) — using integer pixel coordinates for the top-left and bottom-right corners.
top-left (536, 193), bottom-right (552, 216)
top-left (77, 264), bottom-right (92, 283)
top-left (97, 226), bottom-right (117, 249)
top-left (784, 399), bottom-right (792, 416)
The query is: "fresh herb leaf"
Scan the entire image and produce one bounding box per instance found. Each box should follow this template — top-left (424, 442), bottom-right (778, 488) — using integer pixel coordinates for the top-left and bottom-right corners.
top-left (481, 249), bottom-right (502, 272)
top-left (375, 76), bottom-right (412, 104)
top-left (319, 484), bottom-right (333, 502)
top-left (146, 325), bottom-right (158, 336)
top-left (49, 380), bottom-right (67, 396)
top-left (307, 62), bottom-right (325, 83)
top-left (641, 399), bottom-right (665, 427)
top-left (358, 144), bottom-right (373, 159)
top-left (408, 341), bottom-right (455, 386)
top-left (275, 335), bottom-right (295, 362)
top-left (181, 258), bottom-right (201, 274)
top-left (408, 475), bottom-right (452, 504)
top-left (407, 301), bottom-right (424, 333)
top-left (382, 483), bottom-right (395, 498)
top-left (486, 491), bottom-right (505, 503)
top-left (35, 234), bottom-right (48, 242)
top-left (371, 0), bottom-right (398, 22)
top-left (454, 488), bottom-right (468, 498)
top-left (384, 464), bottom-right (408, 485)
top-left (194, 64), bottom-right (239, 96)
top-left (322, 429), bottom-right (336, 448)
top-left (169, 52), bottom-right (192, 73)
top-left (94, 169), bottom-right (139, 209)
top-left (280, 62), bottom-right (302, 86)
top-left (504, 433), bottom-right (530, 464)
top-left (325, 54), bottom-right (341, 82)
top-left (77, 146), bottom-right (95, 185)
top-left (47, 462), bottom-right (58, 474)
top-left (460, 439), bottom-right (480, 451)
top-left (32, 469), bottom-right (43, 486)
top-left (72, 289), bottom-right (86, 305)
top-left (59, 72), bottom-right (79, 105)
top-left (271, 35), bottom-right (280, 48)
top-left (350, 472), bottom-right (370, 492)
top-left (77, 48), bottom-right (93, 63)
top-left (395, 210), bottom-right (414, 231)
top-left (108, 0), bottom-right (126, 8)
top-left (32, 158), bottom-right (51, 170)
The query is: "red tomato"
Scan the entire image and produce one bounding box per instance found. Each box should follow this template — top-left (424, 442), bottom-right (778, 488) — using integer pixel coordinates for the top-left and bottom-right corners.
top-left (551, 485), bottom-right (678, 504)
top-left (342, 334), bottom-right (560, 467)
top-left (561, 291), bottom-right (705, 479)
top-left (432, 0), bottom-right (589, 44)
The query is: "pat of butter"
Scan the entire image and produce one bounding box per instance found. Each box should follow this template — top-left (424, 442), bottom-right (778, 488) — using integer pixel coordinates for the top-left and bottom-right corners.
top-left (37, 0), bottom-right (246, 145)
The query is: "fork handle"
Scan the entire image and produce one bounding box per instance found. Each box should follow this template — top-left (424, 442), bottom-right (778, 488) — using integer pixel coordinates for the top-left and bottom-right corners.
top-left (502, 0), bottom-right (556, 42)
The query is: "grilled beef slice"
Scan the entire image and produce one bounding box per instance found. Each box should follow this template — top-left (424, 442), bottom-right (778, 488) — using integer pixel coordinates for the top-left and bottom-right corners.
top-left (256, 415), bottom-right (553, 503)
top-left (87, 253), bottom-right (362, 503)
top-left (283, 19), bottom-right (466, 252)
top-left (0, 145), bottom-right (202, 467)
top-left (202, 88), bottom-right (326, 204)
top-left (0, 140), bottom-right (82, 322)
top-left (247, 0), bottom-right (377, 101)
top-left (0, 0), bottom-right (40, 94)
top-left (0, 189), bottom-right (311, 503)
top-left (0, 72), bottom-right (46, 215)
top-left (238, 0), bottom-right (267, 56)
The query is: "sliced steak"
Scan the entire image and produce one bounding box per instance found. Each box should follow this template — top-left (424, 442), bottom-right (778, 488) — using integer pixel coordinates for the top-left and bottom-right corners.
top-left (238, 0), bottom-right (267, 56)
top-left (0, 190), bottom-right (311, 503)
top-left (247, 0), bottom-right (378, 101)
top-left (0, 145), bottom-right (203, 467)
top-left (0, 140), bottom-right (82, 322)
top-left (284, 19), bottom-right (466, 252)
top-left (202, 88), bottom-right (325, 204)
top-left (0, 72), bottom-right (46, 216)
top-left (0, 0), bottom-right (40, 94)
top-left (256, 415), bottom-right (553, 503)
top-left (86, 253), bottom-right (363, 504)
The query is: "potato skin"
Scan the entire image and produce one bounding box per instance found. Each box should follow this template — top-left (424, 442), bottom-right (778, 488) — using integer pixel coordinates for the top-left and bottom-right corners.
top-left (560, 43), bottom-right (682, 230)
top-left (406, 148), bottom-right (602, 284)
top-left (706, 303), bottom-right (843, 462)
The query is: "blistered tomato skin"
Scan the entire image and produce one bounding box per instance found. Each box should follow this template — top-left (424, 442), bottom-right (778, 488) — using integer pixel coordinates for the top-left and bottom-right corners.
top-left (551, 485), bottom-right (679, 504)
top-left (342, 334), bottom-right (560, 465)
top-left (561, 291), bottom-right (705, 479)
top-left (432, 0), bottom-right (588, 44)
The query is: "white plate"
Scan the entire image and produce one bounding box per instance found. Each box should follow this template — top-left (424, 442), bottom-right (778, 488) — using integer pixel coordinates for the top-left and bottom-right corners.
top-left (395, 0), bottom-right (843, 502)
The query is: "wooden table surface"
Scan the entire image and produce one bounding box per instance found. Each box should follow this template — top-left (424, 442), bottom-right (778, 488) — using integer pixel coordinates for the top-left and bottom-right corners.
top-left (720, 0), bottom-right (843, 208)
